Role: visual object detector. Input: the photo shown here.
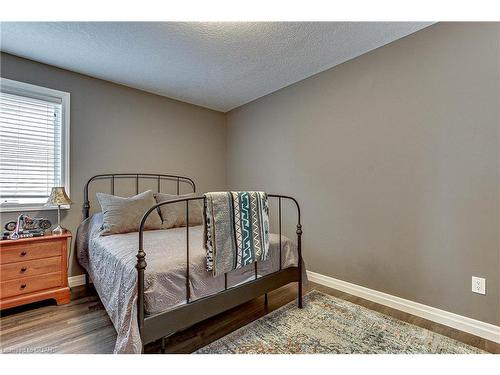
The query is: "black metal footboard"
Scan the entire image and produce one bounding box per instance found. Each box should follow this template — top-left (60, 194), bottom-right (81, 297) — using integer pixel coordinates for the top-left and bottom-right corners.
top-left (137, 194), bottom-right (302, 352)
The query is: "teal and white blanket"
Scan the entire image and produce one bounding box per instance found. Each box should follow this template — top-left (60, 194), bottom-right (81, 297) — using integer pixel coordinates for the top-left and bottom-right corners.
top-left (204, 191), bottom-right (270, 276)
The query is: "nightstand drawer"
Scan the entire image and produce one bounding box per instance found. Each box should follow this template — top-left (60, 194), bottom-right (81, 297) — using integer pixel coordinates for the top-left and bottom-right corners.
top-left (0, 257), bottom-right (62, 281)
top-left (1, 272), bottom-right (62, 298)
top-left (0, 241), bottom-right (62, 264)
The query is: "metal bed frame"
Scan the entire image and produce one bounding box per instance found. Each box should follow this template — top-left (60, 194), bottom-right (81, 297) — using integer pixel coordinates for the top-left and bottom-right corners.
top-left (82, 173), bottom-right (302, 353)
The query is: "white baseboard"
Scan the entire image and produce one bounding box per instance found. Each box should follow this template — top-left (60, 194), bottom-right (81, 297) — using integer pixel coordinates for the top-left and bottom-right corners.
top-left (307, 270), bottom-right (500, 344)
top-left (68, 274), bottom-right (87, 288)
top-left (67, 270), bottom-right (499, 343)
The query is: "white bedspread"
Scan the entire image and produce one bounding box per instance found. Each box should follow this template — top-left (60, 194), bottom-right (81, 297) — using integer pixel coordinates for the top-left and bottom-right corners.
top-left (76, 213), bottom-right (299, 353)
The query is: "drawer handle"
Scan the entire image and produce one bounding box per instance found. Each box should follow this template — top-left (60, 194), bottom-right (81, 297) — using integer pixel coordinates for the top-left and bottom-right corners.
top-left (20, 251), bottom-right (27, 257)
top-left (20, 267), bottom-right (27, 273)
top-left (20, 284), bottom-right (27, 289)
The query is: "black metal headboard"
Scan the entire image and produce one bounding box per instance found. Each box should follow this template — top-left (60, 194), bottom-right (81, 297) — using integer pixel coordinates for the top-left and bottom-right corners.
top-left (83, 173), bottom-right (196, 219)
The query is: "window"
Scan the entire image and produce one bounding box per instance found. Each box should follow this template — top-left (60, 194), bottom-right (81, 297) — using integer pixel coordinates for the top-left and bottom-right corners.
top-left (0, 78), bottom-right (70, 211)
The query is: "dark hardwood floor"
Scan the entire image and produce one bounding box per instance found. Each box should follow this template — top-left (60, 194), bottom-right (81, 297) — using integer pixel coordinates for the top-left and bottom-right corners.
top-left (1, 281), bottom-right (498, 354)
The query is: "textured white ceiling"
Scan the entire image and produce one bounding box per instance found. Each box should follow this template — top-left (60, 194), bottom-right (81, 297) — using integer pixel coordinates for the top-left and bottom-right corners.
top-left (0, 22), bottom-right (432, 112)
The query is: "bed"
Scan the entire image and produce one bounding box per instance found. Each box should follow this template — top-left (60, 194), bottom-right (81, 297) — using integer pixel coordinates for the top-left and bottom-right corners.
top-left (76, 173), bottom-right (303, 353)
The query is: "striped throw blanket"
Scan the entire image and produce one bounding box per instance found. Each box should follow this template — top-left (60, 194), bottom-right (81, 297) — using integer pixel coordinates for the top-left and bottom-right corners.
top-left (204, 192), bottom-right (270, 276)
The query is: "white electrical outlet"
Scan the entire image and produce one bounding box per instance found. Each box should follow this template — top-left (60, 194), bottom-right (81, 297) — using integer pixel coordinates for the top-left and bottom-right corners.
top-left (471, 276), bottom-right (486, 295)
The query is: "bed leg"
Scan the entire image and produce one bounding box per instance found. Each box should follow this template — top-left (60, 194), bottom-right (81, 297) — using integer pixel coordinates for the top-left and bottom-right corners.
top-left (84, 271), bottom-right (90, 290)
top-left (298, 280), bottom-right (303, 309)
top-left (264, 293), bottom-right (268, 310)
top-left (296, 223), bottom-right (303, 309)
top-left (161, 337), bottom-right (167, 354)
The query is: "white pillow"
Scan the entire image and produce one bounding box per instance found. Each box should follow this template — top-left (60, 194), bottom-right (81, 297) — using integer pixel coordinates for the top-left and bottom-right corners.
top-left (97, 190), bottom-right (162, 235)
top-left (155, 193), bottom-right (203, 229)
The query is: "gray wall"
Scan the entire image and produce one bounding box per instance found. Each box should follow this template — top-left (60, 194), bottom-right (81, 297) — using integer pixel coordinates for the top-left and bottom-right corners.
top-left (0, 52), bottom-right (227, 276)
top-left (226, 23), bottom-right (500, 325)
top-left (1, 23), bottom-right (498, 326)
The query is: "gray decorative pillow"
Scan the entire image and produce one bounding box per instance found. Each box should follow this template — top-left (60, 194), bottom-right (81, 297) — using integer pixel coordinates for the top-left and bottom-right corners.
top-left (155, 193), bottom-right (203, 229)
top-left (96, 190), bottom-right (162, 236)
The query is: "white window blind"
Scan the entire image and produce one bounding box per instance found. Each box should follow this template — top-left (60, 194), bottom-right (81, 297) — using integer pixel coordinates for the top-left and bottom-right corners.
top-left (0, 79), bottom-right (70, 210)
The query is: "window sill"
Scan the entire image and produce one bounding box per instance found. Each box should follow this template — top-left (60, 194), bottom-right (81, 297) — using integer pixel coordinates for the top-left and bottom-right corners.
top-left (0, 205), bottom-right (71, 213)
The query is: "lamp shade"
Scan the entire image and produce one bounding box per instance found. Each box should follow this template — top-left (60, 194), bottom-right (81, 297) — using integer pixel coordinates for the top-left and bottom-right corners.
top-left (45, 187), bottom-right (73, 206)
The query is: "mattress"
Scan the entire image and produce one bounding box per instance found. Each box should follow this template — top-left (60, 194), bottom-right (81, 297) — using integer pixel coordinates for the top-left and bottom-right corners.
top-left (76, 213), bottom-right (299, 354)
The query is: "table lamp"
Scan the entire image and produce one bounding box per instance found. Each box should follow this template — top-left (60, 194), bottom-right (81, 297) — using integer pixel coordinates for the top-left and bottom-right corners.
top-left (45, 187), bottom-right (73, 235)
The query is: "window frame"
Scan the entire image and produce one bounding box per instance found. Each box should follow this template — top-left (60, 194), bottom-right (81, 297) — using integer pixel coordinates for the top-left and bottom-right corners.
top-left (0, 78), bottom-right (71, 212)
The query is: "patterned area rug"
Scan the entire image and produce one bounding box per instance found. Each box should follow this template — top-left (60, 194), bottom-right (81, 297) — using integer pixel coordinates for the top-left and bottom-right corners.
top-left (196, 290), bottom-right (485, 354)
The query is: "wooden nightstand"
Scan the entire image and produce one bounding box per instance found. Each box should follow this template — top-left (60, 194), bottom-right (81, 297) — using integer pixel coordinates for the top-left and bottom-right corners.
top-left (0, 232), bottom-right (71, 310)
